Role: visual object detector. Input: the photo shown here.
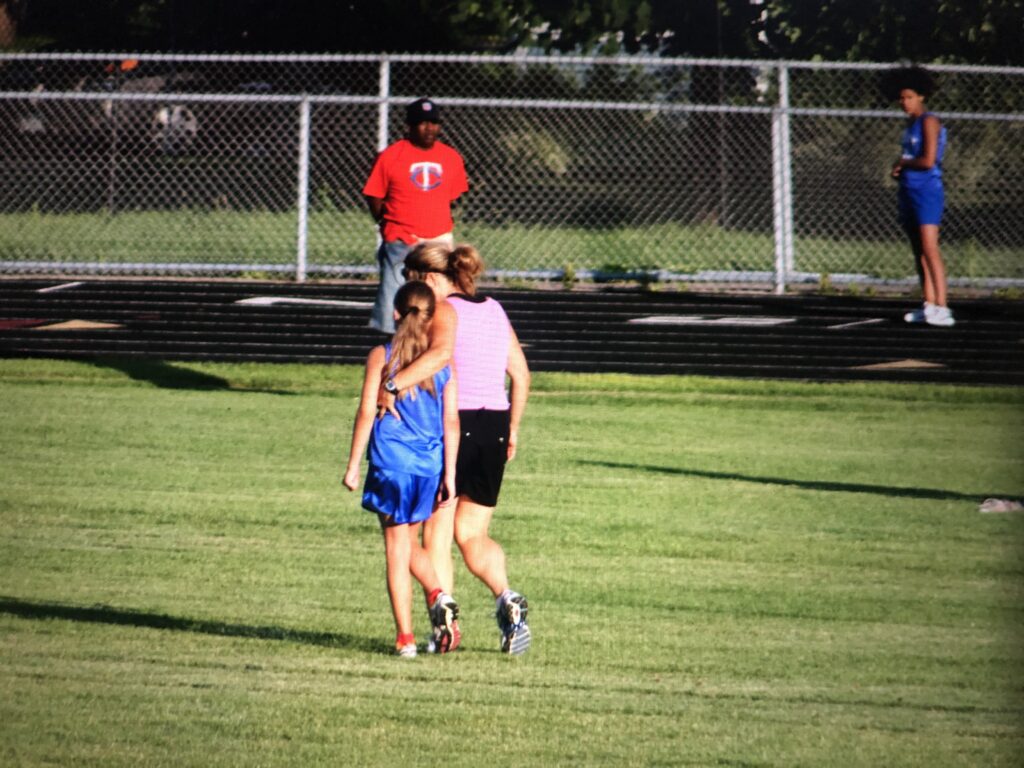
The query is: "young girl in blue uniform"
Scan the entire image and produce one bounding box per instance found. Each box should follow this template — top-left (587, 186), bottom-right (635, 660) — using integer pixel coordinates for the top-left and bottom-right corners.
top-left (343, 281), bottom-right (461, 657)
top-left (885, 66), bottom-right (955, 327)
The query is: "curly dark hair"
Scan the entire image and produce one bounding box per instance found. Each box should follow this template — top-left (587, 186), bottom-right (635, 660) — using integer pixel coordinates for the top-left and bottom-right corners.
top-left (881, 66), bottom-right (938, 100)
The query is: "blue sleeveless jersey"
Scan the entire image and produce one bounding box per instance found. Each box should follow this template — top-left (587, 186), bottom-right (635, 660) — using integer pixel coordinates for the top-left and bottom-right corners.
top-left (368, 346), bottom-right (451, 477)
top-left (900, 113), bottom-right (946, 189)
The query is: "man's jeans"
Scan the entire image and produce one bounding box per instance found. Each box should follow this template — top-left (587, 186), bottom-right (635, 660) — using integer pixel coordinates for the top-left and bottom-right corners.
top-left (369, 239), bottom-right (412, 333)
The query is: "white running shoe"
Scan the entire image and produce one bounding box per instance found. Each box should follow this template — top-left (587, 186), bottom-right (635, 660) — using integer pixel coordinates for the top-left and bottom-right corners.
top-left (497, 591), bottom-right (531, 655)
top-left (396, 643), bottom-right (418, 658)
top-left (925, 304), bottom-right (955, 327)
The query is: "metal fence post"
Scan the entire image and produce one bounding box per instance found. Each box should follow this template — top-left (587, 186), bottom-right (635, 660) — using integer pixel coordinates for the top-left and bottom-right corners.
top-left (779, 64), bottom-right (795, 282)
top-left (295, 97), bottom-right (311, 282)
top-left (771, 63), bottom-right (787, 295)
top-left (377, 56), bottom-right (390, 152)
top-left (370, 56), bottom-right (391, 268)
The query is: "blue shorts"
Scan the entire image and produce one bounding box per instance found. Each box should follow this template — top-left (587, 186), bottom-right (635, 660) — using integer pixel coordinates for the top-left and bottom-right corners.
top-left (898, 180), bottom-right (944, 227)
top-left (362, 464), bottom-right (440, 525)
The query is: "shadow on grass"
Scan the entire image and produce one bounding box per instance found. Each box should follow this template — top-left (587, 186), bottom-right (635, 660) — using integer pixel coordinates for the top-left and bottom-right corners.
top-left (85, 357), bottom-right (295, 395)
top-left (0, 595), bottom-right (389, 655)
top-left (580, 460), bottom-right (1004, 503)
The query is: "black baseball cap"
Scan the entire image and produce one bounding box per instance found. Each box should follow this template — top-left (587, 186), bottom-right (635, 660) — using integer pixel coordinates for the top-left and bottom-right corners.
top-left (406, 98), bottom-right (441, 125)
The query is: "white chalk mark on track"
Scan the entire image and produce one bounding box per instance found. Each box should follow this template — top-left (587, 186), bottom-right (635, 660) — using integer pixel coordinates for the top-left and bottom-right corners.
top-left (827, 318), bottom-right (886, 330)
top-left (236, 296), bottom-right (373, 308)
top-left (628, 315), bottom-right (796, 327)
top-left (37, 281), bottom-right (85, 293)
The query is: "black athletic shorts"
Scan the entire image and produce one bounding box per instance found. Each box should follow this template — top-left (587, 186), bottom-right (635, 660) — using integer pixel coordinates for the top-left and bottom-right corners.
top-left (455, 408), bottom-right (510, 508)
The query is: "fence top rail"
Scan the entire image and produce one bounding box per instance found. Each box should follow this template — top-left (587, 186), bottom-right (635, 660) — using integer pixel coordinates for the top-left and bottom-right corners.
top-left (4, 89), bottom-right (1021, 121)
top-left (0, 88), bottom-right (774, 113)
top-left (1, 51), bottom-right (1021, 76)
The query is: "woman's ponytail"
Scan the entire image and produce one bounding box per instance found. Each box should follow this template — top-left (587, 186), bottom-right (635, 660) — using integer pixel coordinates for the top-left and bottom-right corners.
top-left (448, 244), bottom-right (484, 296)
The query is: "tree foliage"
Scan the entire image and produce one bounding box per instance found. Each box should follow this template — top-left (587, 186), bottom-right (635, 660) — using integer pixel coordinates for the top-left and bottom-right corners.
top-left (760, 0), bottom-right (1024, 65)
top-left (8, 0), bottom-right (1024, 64)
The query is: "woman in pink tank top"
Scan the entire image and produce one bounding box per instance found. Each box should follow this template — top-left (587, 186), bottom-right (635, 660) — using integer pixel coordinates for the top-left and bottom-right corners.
top-left (382, 241), bottom-right (532, 655)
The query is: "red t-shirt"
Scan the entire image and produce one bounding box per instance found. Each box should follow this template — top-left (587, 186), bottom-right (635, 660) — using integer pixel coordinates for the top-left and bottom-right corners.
top-left (362, 139), bottom-right (469, 244)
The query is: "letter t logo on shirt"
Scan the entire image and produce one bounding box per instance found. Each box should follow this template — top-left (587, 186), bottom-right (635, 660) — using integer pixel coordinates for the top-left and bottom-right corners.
top-left (409, 162), bottom-right (443, 191)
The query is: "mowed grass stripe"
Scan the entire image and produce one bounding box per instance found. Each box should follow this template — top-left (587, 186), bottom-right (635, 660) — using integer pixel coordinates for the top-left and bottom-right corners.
top-left (0, 358), bottom-right (1021, 766)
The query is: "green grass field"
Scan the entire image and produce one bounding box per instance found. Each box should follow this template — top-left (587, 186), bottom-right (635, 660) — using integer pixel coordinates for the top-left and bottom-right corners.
top-left (2, 358), bottom-right (1022, 766)
top-left (1, 208), bottom-right (1021, 281)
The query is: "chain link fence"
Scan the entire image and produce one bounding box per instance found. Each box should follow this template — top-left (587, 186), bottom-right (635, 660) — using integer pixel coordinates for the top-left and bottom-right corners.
top-left (1, 52), bottom-right (1021, 290)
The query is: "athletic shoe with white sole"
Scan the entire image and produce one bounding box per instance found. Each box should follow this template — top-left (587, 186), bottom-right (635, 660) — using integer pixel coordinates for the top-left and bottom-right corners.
top-left (427, 619), bottom-right (462, 654)
top-left (903, 304), bottom-right (928, 323)
top-left (497, 591), bottom-right (531, 655)
top-left (429, 592), bottom-right (460, 654)
top-left (925, 304), bottom-right (955, 327)
top-left (396, 643), bottom-right (418, 658)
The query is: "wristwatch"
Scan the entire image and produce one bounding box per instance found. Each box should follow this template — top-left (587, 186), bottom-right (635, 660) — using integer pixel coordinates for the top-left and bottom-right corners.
top-left (384, 377), bottom-right (399, 395)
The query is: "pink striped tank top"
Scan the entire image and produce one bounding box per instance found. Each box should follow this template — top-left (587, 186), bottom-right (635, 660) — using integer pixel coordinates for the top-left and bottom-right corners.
top-left (448, 294), bottom-right (511, 410)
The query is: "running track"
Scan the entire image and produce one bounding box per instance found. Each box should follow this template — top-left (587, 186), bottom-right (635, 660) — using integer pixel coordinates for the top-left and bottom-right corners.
top-left (1, 279), bottom-right (1022, 386)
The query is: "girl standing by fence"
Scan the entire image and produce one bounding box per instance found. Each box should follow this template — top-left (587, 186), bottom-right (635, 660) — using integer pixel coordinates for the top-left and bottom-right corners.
top-left (886, 66), bottom-right (955, 328)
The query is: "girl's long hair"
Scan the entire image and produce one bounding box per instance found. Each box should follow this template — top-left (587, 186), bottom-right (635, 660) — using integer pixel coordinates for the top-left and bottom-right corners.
top-left (386, 280), bottom-right (436, 399)
top-left (404, 242), bottom-right (485, 296)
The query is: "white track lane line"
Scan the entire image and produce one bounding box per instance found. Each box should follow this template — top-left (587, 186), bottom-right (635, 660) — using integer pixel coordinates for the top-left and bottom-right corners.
top-left (37, 281), bottom-right (85, 293)
top-left (827, 318), bottom-right (886, 330)
top-left (236, 296), bottom-right (373, 308)
top-left (628, 315), bottom-right (796, 327)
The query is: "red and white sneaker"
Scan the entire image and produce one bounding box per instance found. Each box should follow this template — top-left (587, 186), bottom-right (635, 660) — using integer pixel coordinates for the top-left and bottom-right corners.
top-left (428, 592), bottom-right (460, 654)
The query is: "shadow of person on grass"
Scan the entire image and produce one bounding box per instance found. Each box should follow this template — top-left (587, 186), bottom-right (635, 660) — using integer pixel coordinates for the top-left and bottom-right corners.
top-left (84, 357), bottom-right (295, 395)
top-left (0, 595), bottom-right (389, 655)
top-left (580, 460), bottom-right (1011, 504)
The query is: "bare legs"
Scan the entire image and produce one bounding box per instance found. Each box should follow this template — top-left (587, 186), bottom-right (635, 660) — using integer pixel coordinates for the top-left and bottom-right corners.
top-left (423, 502), bottom-right (455, 594)
top-left (424, 495), bottom-right (510, 598)
top-left (453, 498), bottom-right (510, 598)
top-left (426, 495), bottom-right (531, 654)
top-left (907, 223), bottom-right (948, 307)
top-left (380, 516), bottom-right (442, 638)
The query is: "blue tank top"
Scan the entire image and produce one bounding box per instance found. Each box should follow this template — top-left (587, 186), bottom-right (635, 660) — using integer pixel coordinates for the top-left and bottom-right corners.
top-left (900, 113), bottom-right (946, 188)
top-left (368, 345), bottom-right (451, 477)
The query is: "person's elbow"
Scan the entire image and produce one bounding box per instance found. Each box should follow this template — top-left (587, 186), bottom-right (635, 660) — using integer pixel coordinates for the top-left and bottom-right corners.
top-left (508, 362), bottom-right (531, 391)
top-left (364, 195), bottom-right (384, 216)
top-left (430, 329), bottom-right (455, 367)
top-left (428, 344), bottom-right (453, 370)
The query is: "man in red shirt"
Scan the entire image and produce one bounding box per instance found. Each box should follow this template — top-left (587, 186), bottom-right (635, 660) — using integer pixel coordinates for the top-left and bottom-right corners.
top-left (363, 98), bottom-right (469, 332)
